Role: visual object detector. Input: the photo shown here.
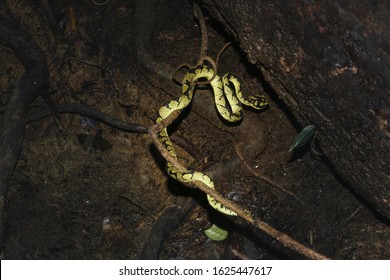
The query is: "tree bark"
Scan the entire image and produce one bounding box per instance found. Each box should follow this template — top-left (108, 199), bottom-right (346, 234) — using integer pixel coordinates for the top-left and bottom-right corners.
top-left (200, 0), bottom-right (390, 219)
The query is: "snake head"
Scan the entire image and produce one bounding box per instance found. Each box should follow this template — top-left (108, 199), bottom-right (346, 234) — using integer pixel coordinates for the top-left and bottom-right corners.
top-left (248, 95), bottom-right (269, 110)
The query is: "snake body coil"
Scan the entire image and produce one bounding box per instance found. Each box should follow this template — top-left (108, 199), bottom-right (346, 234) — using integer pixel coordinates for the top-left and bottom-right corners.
top-left (156, 65), bottom-right (268, 215)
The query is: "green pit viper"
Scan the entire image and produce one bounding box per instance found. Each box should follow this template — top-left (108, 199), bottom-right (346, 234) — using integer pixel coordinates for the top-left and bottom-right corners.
top-left (156, 64), bottom-right (269, 216)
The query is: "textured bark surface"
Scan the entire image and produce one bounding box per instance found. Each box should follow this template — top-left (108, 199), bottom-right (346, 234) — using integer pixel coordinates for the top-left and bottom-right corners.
top-left (201, 0), bottom-right (390, 219)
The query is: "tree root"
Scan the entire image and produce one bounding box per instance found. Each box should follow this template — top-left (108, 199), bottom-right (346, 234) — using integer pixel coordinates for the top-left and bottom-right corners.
top-left (26, 102), bottom-right (203, 160)
top-left (0, 14), bottom-right (50, 249)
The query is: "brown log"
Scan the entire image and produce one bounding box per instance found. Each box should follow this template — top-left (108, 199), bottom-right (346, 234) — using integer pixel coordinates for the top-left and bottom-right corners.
top-left (200, 0), bottom-right (390, 219)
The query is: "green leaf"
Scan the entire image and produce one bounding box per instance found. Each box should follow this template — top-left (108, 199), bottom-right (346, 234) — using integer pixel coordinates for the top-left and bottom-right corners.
top-left (204, 224), bottom-right (228, 241)
top-left (289, 124), bottom-right (316, 152)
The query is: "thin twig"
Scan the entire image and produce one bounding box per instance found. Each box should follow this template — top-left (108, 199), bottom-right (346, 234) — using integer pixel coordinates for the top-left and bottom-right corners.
top-left (216, 42), bottom-right (232, 67)
top-left (172, 63), bottom-right (191, 85)
top-left (196, 55), bottom-right (218, 85)
top-left (338, 206), bottom-right (363, 230)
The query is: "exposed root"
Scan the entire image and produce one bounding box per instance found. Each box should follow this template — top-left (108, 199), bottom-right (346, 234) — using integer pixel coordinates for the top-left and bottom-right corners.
top-left (193, 1), bottom-right (208, 65)
top-left (216, 42), bottom-right (232, 67)
top-left (0, 13), bottom-right (50, 249)
top-left (26, 103), bottom-right (202, 160)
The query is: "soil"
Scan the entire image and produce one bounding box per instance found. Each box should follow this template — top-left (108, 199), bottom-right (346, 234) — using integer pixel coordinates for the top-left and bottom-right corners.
top-left (0, 0), bottom-right (389, 259)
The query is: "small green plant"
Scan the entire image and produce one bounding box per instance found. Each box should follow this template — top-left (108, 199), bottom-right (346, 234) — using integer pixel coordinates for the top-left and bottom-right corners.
top-left (289, 124), bottom-right (316, 152)
top-left (204, 224), bottom-right (228, 241)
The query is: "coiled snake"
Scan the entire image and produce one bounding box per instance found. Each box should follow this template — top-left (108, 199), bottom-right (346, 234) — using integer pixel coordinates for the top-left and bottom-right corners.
top-left (155, 64), bottom-right (269, 216)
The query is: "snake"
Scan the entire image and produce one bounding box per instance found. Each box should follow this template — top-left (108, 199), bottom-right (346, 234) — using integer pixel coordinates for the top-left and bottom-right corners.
top-left (155, 64), bottom-right (269, 216)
